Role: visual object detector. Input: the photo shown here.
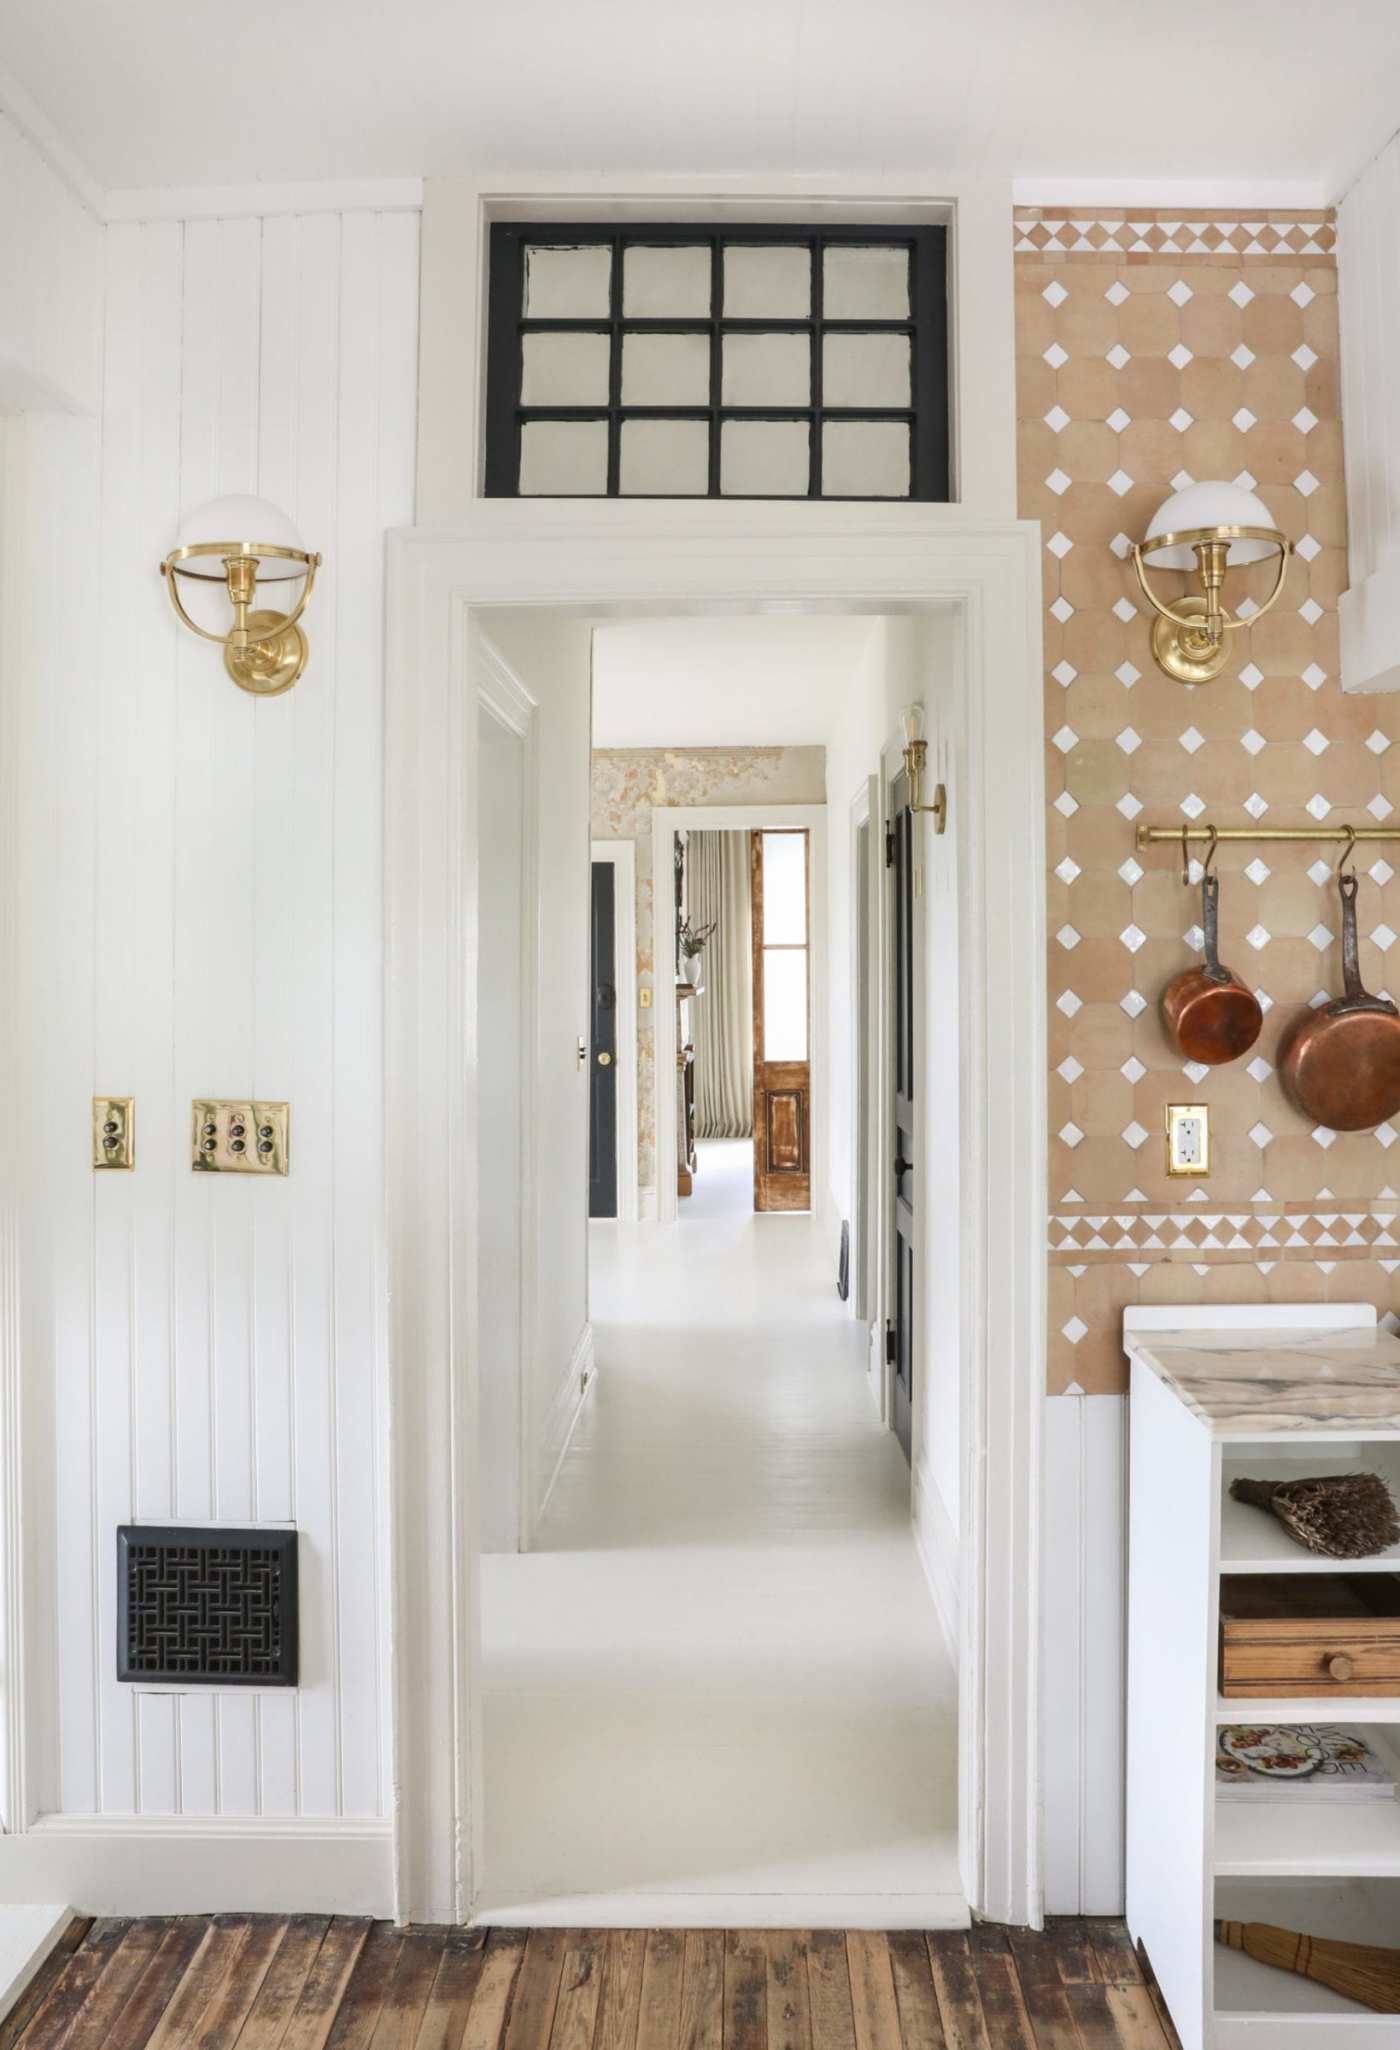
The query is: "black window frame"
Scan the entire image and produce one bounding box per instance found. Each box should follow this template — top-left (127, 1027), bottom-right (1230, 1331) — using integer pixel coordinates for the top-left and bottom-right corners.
top-left (484, 221), bottom-right (949, 502)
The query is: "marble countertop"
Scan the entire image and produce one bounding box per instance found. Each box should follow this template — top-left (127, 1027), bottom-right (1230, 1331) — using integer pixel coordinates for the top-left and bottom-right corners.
top-left (1125, 1325), bottom-right (1400, 1436)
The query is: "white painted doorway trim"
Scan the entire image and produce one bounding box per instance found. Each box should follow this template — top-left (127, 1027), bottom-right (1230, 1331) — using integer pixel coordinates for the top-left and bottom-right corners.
top-left (653, 806), bottom-right (827, 1229)
top-left (589, 840), bottom-right (639, 1224)
top-left (384, 502), bottom-right (1046, 1932)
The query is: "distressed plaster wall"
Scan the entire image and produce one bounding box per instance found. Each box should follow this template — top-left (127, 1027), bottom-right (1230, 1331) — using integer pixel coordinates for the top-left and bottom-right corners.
top-left (591, 745), bottom-right (825, 1194)
top-left (1016, 207), bottom-right (1400, 1396)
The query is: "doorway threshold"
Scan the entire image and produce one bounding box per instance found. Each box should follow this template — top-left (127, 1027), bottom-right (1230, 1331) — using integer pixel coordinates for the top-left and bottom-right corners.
top-left (470, 1888), bottom-right (970, 1932)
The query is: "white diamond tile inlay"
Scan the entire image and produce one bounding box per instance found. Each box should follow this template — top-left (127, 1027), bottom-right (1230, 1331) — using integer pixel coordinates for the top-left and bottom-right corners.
top-left (1057, 1055), bottom-right (1084, 1083)
top-left (1120, 989), bottom-right (1147, 1018)
top-left (1296, 469), bottom-right (1320, 497)
top-left (1249, 1122), bottom-right (1273, 1148)
top-left (1120, 1056), bottom-right (1146, 1084)
top-left (1107, 469), bottom-right (1133, 497)
top-left (1105, 280), bottom-right (1129, 306)
top-left (1239, 663), bottom-right (1264, 691)
top-left (1054, 791), bottom-right (1079, 818)
top-left (1293, 406), bottom-right (1318, 435)
top-left (1121, 1122), bottom-right (1149, 1150)
top-left (1107, 407), bottom-right (1132, 434)
top-left (1180, 792), bottom-right (1206, 819)
top-left (1120, 924), bottom-right (1147, 953)
top-left (1055, 857), bottom-right (1081, 884)
top-left (1052, 725), bottom-right (1077, 754)
top-left (1169, 343), bottom-right (1194, 369)
top-left (1062, 1315), bottom-right (1087, 1343)
top-left (1308, 923), bottom-right (1334, 951)
top-left (1243, 858), bottom-right (1271, 885)
top-left (1302, 662), bottom-right (1327, 689)
top-left (1303, 728), bottom-right (1329, 755)
top-left (1291, 280), bottom-right (1316, 308)
top-left (1117, 792), bottom-right (1143, 820)
top-left (1116, 726), bottom-right (1142, 755)
top-left (1229, 281), bottom-right (1255, 307)
top-left (1367, 730), bottom-right (1392, 756)
top-left (1308, 859), bottom-right (1332, 886)
top-left (1293, 343), bottom-right (1318, 370)
top-left (1244, 792), bottom-right (1270, 819)
top-left (1246, 923), bottom-right (1271, 951)
top-left (1230, 344), bottom-right (1255, 369)
top-left (1373, 859), bottom-right (1396, 886)
top-left (1170, 408), bottom-right (1194, 433)
top-left (1043, 342), bottom-right (1069, 368)
top-left (1373, 925), bottom-right (1398, 953)
top-left (1119, 856), bottom-right (1143, 886)
top-left (1299, 597), bottom-right (1324, 626)
top-left (1179, 726), bottom-right (1205, 755)
top-left (1241, 729), bottom-right (1265, 756)
top-left (1296, 532), bottom-right (1321, 562)
top-left (1233, 407), bottom-right (1258, 433)
top-left (1047, 468), bottom-right (1071, 496)
top-left (1059, 1122), bottom-right (1084, 1149)
top-left (1057, 988), bottom-right (1082, 1016)
top-left (1115, 661), bottom-right (1141, 687)
top-left (1306, 793), bottom-right (1331, 820)
top-left (1047, 530), bottom-right (1073, 559)
top-left (1312, 1125), bottom-right (1337, 1149)
top-left (1246, 1056), bottom-right (1273, 1083)
top-left (1167, 279), bottom-right (1194, 306)
top-left (1112, 596), bottom-right (1138, 623)
top-left (1043, 279), bottom-right (1069, 307)
top-left (1056, 924), bottom-right (1081, 950)
top-left (1106, 343), bottom-right (1131, 369)
top-left (1050, 595), bottom-right (1074, 624)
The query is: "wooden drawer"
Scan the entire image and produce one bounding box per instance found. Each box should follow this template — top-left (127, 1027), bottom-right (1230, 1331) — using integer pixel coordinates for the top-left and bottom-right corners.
top-left (1219, 1573), bottom-right (1400, 1697)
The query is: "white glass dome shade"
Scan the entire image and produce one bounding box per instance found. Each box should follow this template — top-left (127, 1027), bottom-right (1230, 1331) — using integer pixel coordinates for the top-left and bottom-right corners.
top-left (1140, 480), bottom-right (1284, 570)
top-left (167, 494), bottom-right (312, 580)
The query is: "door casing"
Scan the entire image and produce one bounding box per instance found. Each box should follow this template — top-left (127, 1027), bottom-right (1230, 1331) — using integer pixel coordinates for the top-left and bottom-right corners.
top-left (385, 504), bottom-right (1047, 1932)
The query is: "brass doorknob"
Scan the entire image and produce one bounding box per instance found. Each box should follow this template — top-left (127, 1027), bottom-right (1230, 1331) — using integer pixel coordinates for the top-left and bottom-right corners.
top-left (597, 1051), bottom-right (612, 1066)
top-left (1326, 1653), bottom-right (1355, 1682)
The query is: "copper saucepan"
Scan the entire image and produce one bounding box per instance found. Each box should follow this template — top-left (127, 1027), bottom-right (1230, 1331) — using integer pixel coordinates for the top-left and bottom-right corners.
top-left (1160, 829), bottom-right (1263, 1065)
top-left (1279, 845), bottom-right (1400, 1131)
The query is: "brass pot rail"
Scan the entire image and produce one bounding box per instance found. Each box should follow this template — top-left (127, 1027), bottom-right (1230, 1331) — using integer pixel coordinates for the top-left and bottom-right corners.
top-left (1136, 824), bottom-right (1400, 848)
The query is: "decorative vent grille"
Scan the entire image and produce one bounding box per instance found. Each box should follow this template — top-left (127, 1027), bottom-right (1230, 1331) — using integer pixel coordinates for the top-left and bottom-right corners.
top-left (117, 1525), bottom-right (298, 1686)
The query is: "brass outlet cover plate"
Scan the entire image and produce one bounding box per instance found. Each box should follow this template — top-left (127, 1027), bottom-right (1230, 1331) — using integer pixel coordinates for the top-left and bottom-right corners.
top-left (192, 1099), bottom-right (289, 1175)
top-left (93, 1096), bottom-right (134, 1170)
top-left (1166, 1102), bottom-right (1211, 1177)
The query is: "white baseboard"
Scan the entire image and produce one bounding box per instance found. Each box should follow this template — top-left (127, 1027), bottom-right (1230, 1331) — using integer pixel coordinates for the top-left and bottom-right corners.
top-left (912, 1458), bottom-right (959, 1670)
top-left (533, 1323), bottom-right (595, 1535)
top-left (1, 1816), bottom-right (392, 1915)
top-left (0, 1905), bottom-right (74, 2017)
top-left (638, 1185), bottom-right (657, 1220)
top-left (472, 1888), bottom-right (969, 1931)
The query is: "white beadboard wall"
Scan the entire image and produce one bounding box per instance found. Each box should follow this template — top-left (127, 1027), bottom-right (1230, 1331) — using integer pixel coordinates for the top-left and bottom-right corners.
top-left (1338, 135), bottom-right (1400, 689)
top-left (36, 206), bottom-right (417, 1822)
top-left (1041, 1394), bottom-right (1127, 1916)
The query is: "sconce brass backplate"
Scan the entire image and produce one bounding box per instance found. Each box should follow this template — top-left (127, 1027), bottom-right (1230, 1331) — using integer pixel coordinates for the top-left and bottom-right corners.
top-left (224, 611), bottom-right (308, 696)
top-left (93, 1096), bottom-right (134, 1170)
top-left (1150, 595), bottom-right (1232, 685)
top-left (192, 1099), bottom-right (289, 1175)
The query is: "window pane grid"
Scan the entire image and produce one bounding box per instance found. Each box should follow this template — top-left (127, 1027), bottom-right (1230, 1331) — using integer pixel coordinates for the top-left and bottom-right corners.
top-left (487, 222), bottom-right (947, 500)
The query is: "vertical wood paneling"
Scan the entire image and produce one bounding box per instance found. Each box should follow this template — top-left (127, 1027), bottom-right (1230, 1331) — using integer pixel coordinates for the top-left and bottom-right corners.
top-left (1042, 1393), bottom-right (1126, 1915)
top-left (42, 202), bottom-right (421, 1820)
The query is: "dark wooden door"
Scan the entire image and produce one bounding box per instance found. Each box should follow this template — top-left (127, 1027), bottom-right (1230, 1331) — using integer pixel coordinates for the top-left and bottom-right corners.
top-left (588, 860), bottom-right (618, 1219)
top-left (890, 771), bottom-right (915, 1465)
top-left (751, 828), bottom-right (811, 1213)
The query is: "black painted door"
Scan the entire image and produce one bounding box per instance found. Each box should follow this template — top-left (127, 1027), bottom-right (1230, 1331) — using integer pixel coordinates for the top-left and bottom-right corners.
top-left (890, 769), bottom-right (915, 1466)
top-left (589, 861), bottom-right (618, 1219)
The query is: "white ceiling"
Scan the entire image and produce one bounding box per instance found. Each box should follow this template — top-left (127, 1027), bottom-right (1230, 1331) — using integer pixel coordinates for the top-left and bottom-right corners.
top-left (592, 616), bottom-right (878, 748)
top-left (3, 0), bottom-right (1398, 202)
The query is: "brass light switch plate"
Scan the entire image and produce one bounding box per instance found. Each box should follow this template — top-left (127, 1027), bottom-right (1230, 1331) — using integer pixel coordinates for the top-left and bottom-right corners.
top-left (1166, 1102), bottom-right (1210, 1177)
top-left (192, 1100), bottom-right (289, 1175)
top-left (93, 1097), bottom-right (134, 1170)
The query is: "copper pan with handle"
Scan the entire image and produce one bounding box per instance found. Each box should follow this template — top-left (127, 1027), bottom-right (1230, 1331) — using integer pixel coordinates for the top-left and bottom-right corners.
top-left (1279, 830), bottom-right (1400, 1132)
top-left (1160, 827), bottom-right (1263, 1066)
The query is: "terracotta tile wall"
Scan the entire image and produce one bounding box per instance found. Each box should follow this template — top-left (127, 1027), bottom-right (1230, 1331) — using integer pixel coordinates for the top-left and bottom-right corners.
top-left (1017, 207), bottom-right (1400, 1394)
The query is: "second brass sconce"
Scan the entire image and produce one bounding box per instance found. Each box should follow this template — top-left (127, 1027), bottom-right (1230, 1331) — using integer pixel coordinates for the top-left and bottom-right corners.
top-left (899, 703), bottom-right (947, 834)
top-left (161, 493), bottom-right (321, 695)
top-left (1131, 480), bottom-right (1292, 685)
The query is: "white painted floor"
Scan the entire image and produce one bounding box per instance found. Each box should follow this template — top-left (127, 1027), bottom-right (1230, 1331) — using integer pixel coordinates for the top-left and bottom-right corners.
top-left (478, 1138), bottom-right (964, 1928)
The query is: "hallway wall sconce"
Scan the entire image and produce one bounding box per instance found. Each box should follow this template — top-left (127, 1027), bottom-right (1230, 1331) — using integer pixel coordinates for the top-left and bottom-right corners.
top-left (160, 494), bottom-right (322, 695)
top-left (899, 703), bottom-right (947, 834)
top-left (1131, 480), bottom-right (1291, 685)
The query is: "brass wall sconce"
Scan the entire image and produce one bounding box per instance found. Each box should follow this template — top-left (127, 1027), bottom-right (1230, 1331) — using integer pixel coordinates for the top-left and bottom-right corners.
top-left (161, 494), bottom-right (321, 695)
top-left (899, 704), bottom-right (947, 834)
top-left (1131, 480), bottom-right (1291, 684)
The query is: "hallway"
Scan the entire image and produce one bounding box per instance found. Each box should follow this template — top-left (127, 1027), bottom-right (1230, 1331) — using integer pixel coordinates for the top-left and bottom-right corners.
top-left (478, 1141), bottom-right (962, 1927)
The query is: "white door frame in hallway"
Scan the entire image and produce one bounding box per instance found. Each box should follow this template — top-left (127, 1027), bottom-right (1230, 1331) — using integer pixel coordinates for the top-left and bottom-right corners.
top-left (588, 839), bottom-right (639, 1224)
top-left (385, 504), bottom-right (1047, 1932)
top-left (653, 805), bottom-right (827, 1229)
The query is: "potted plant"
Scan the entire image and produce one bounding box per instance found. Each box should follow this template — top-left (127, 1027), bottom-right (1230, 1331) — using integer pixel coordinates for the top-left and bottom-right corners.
top-left (677, 916), bottom-right (716, 987)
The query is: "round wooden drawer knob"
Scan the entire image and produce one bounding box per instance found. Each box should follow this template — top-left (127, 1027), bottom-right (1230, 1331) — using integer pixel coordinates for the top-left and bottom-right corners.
top-left (1326, 1653), bottom-right (1355, 1682)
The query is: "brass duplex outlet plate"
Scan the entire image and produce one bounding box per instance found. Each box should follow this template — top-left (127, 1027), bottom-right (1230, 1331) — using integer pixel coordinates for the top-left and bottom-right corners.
top-left (191, 1100), bottom-right (289, 1175)
top-left (93, 1096), bottom-right (134, 1170)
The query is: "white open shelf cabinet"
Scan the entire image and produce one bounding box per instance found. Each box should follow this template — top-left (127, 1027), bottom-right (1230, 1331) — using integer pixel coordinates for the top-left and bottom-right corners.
top-left (1125, 1304), bottom-right (1400, 2050)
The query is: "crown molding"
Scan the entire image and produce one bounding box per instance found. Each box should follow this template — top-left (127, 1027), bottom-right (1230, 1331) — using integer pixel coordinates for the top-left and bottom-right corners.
top-left (102, 176), bottom-right (424, 222)
top-left (0, 62), bottom-right (104, 219)
top-left (1013, 175), bottom-right (1333, 211)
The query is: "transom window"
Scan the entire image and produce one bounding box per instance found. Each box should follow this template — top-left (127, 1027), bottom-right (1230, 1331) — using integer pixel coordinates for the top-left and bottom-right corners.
top-left (484, 223), bottom-right (949, 501)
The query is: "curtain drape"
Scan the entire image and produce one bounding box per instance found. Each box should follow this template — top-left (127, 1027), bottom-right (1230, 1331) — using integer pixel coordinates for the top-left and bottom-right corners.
top-left (688, 830), bottom-right (753, 1138)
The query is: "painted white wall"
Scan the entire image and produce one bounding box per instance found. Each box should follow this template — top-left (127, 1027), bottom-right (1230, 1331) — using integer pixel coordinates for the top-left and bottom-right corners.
top-left (593, 616), bottom-right (878, 746)
top-left (3, 195), bottom-right (418, 1852)
top-left (0, 107), bottom-right (101, 413)
top-left (477, 611), bottom-right (596, 1533)
top-left (1339, 133), bottom-right (1400, 692)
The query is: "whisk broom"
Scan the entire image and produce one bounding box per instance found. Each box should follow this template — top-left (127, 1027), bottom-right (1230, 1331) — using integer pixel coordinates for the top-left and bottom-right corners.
top-left (1215, 1920), bottom-right (1400, 2013)
top-left (1228, 1471), bottom-right (1400, 1558)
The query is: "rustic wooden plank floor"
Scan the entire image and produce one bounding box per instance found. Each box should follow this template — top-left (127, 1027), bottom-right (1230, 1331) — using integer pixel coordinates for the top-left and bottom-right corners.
top-left (1, 1918), bottom-right (1182, 2050)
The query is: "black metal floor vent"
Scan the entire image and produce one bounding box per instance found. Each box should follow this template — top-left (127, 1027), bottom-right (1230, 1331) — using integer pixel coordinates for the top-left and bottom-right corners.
top-left (117, 1525), bottom-right (298, 1686)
